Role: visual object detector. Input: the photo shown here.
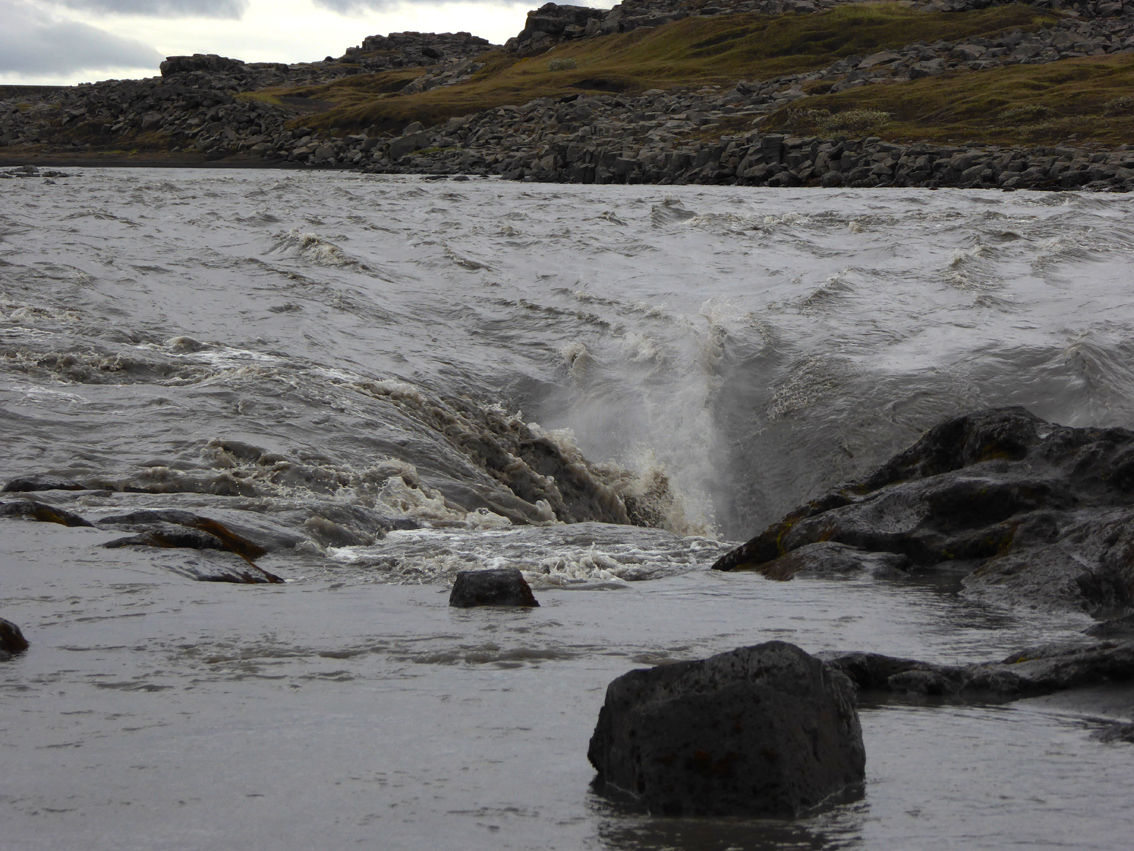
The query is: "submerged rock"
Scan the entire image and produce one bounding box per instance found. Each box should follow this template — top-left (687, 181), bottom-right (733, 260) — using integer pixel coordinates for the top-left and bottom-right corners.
top-left (0, 618), bottom-right (29, 655)
top-left (99, 511), bottom-right (283, 583)
top-left (587, 641), bottom-right (865, 817)
top-left (0, 499), bottom-right (93, 528)
top-left (449, 568), bottom-right (540, 607)
top-left (98, 509), bottom-right (269, 560)
top-left (822, 637), bottom-right (1134, 701)
top-left (2, 473), bottom-right (87, 493)
top-left (713, 407), bottom-right (1134, 614)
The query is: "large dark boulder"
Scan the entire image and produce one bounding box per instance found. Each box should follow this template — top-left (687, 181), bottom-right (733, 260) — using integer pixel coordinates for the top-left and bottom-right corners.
top-left (713, 408), bottom-right (1134, 614)
top-left (0, 618), bottom-right (29, 655)
top-left (587, 641), bottom-right (865, 817)
top-left (449, 568), bottom-right (539, 607)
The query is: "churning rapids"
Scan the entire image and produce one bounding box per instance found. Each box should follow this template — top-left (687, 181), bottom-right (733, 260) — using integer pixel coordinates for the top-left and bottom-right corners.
top-left (3, 169), bottom-right (1133, 849)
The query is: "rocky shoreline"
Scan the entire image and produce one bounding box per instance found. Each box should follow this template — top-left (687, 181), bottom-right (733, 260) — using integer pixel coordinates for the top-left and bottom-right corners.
top-left (2, 0), bottom-right (1134, 187)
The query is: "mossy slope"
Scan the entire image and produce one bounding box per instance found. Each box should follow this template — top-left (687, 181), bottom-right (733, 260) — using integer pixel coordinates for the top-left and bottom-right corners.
top-left (293, 2), bottom-right (1060, 138)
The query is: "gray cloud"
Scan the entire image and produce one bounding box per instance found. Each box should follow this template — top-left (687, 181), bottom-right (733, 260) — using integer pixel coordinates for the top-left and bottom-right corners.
top-left (54, 0), bottom-right (248, 18)
top-left (311, 0), bottom-right (395, 10)
top-left (312, 0), bottom-right (526, 12)
top-left (0, 2), bottom-right (164, 75)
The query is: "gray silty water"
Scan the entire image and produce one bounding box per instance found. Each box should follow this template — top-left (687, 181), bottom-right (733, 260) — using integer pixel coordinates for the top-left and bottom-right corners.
top-left (2, 170), bottom-right (1133, 849)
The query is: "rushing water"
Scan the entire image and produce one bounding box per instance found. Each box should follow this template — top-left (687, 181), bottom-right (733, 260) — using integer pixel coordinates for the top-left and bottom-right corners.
top-left (2, 169), bottom-right (1133, 849)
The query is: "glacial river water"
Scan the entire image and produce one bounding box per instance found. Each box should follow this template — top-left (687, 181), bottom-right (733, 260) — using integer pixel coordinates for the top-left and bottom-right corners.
top-left (2, 169), bottom-right (1133, 849)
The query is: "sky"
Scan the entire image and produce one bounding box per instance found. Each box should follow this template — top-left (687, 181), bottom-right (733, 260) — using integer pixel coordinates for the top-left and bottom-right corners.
top-left (0, 0), bottom-right (613, 86)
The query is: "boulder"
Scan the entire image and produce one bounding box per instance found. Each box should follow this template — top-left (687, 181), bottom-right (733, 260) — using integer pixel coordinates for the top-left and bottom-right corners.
top-left (713, 407), bottom-right (1134, 614)
top-left (449, 568), bottom-right (540, 607)
top-left (388, 130), bottom-right (431, 160)
top-left (0, 618), bottom-right (29, 655)
top-left (587, 641), bottom-right (865, 817)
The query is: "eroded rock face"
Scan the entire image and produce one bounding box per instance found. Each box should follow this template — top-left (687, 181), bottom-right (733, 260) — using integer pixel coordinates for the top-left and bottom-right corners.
top-left (587, 641), bottom-right (864, 817)
top-left (449, 568), bottom-right (540, 607)
top-left (713, 407), bottom-right (1134, 614)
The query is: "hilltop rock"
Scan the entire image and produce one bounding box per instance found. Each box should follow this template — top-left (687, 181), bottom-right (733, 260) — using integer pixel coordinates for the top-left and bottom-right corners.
top-left (713, 407), bottom-right (1134, 615)
top-left (161, 54), bottom-right (246, 77)
top-left (506, 3), bottom-right (607, 56)
top-left (587, 641), bottom-right (865, 816)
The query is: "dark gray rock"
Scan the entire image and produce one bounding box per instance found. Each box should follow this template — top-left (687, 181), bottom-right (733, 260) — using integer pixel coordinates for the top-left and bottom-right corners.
top-left (713, 407), bottom-right (1134, 614)
top-left (449, 568), bottom-right (539, 607)
top-left (0, 618), bottom-right (29, 655)
top-left (587, 641), bottom-right (865, 817)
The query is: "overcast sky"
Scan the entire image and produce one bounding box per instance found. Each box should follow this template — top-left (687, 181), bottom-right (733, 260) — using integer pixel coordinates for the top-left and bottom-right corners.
top-left (1, 0), bottom-right (613, 86)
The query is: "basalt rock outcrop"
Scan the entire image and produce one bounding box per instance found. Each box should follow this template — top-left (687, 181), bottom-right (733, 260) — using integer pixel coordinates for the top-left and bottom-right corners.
top-left (712, 407), bottom-right (1134, 615)
top-left (587, 641), bottom-right (865, 816)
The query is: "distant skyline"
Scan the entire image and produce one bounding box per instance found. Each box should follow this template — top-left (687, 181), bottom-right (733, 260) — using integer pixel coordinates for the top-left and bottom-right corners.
top-left (1, 0), bottom-right (615, 86)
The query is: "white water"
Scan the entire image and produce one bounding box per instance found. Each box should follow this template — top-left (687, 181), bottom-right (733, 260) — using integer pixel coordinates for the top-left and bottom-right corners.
top-left (2, 170), bottom-right (1134, 848)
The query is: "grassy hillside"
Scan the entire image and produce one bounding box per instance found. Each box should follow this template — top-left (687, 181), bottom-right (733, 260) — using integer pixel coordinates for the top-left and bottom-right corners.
top-left (765, 53), bottom-right (1134, 148)
top-left (283, 2), bottom-right (1057, 134)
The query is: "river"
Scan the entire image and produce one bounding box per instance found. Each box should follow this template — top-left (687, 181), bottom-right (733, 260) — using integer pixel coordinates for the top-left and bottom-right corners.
top-left (2, 169), bottom-right (1133, 849)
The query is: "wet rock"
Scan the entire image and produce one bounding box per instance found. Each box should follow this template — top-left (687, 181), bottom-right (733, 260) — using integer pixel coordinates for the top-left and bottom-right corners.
top-left (0, 618), bottom-right (29, 655)
top-left (1093, 722), bottom-right (1134, 744)
top-left (97, 509), bottom-right (269, 559)
top-left (822, 637), bottom-right (1134, 701)
top-left (284, 503), bottom-right (418, 547)
top-left (587, 641), bottom-right (865, 817)
top-left (1087, 613), bottom-right (1134, 639)
top-left (449, 568), bottom-right (540, 607)
top-left (99, 511), bottom-right (283, 583)
top-left (751, 540), bottom-right (911, 580)
top-left (0, 500), bottom-right (94, 527)
top-left (713, 407), bottom-right (1134, 614)
top-left (1, 474), bottom-right (87, 493)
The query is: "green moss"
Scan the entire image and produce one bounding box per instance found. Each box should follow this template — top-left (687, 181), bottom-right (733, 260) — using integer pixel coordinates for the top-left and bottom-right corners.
top-left (236, 91), bottom-right (285, 107)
